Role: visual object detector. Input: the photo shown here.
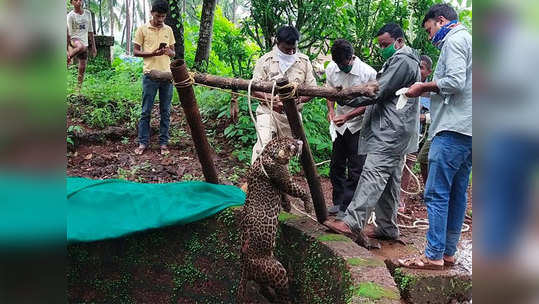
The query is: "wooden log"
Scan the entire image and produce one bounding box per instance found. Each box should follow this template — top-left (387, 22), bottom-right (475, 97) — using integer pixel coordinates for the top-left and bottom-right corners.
top-left (277, 77), bottom-right (328, 224)
top-left (193, 73), bottom-right (378, 100)
top-left (170, 59), bottom-right (219, 184)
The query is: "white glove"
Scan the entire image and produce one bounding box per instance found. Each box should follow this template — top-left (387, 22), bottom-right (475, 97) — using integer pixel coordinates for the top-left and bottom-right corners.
top-left (425, 113), bottom-right (431, 124)
top-left (329, 121), bottom-right (337, 142)
top-left (395, 88), bottom-right (409, 110)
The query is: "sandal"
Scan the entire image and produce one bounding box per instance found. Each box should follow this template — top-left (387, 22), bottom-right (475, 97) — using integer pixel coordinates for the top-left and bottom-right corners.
top-left (398, 255), bottom-right (444, 270)
top-left (160, 145), bottom-right (170, 155)
top-left (134, 144), bottom-right (146, 155)
top-left (323, 220), bottom-right (357, 240)
top-left (443, 255), bottom-right (456, 267)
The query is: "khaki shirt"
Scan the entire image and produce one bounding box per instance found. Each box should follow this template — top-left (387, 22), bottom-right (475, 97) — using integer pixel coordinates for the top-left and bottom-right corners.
top-left (134, 22), bottom-right (176, 73)
top-left (252, 46), bottom-right (316, 114)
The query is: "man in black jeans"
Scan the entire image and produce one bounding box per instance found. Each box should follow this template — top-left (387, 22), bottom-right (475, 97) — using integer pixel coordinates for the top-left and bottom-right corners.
top-left (326, 39), bottom-right (377, 219)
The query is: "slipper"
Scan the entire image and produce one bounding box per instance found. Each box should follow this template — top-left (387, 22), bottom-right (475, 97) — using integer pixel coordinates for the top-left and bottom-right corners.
top-left (134, 145), bottom-right (146, 155)
top-left (160, 145), bottom-right (170, 155)
top-left (398, 255), bottom-right (444, 270)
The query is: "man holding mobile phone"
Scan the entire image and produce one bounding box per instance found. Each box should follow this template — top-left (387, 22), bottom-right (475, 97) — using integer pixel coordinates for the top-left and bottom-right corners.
top-left (133, 0), bottom-right (176, 156)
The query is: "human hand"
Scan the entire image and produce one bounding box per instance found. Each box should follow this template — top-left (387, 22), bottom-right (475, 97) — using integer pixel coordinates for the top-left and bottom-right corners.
top-left (151, 48), bottom-right (166, 57)
top-left (405, 82), bottom-right (425, 98)
top-left (272, 101), bottom-right (284, 113)
top-left (91, 47), bottom-right (97, 58)
top-left (164, 47), bottom-right (175, 57)
top-left (333, 114), bottom-right (348, 126)
top-left (327, 111), bottom-right (335, 122)
top-left (364, 81), bottom-right (379, 97)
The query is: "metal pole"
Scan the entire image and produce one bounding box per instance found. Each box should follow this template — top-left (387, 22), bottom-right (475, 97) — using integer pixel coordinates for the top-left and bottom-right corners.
top-left (170, 59), bottom-right (219, 184)
top-left (276, 77), bottom-right (328, 224)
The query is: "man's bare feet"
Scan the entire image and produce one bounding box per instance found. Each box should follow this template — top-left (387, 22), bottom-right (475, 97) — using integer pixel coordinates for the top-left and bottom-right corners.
top-left (134, 144), bottom-right (146, 155)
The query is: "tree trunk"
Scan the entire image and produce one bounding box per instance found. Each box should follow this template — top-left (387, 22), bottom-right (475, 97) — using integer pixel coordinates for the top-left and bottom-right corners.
top-left (121, 22), bottom-right (126, 46)
top-left (125, 0), bottom-right (131, 55)
top-left (165, 1), bottom-right (185, 59)
top-left (143, 0), bottom-right (146, 23)
top-left (192, 73), bottom-right (379, 100)
top-left (132, 0), bottom-right (136, 54)
top-left (99, 0), bottom-right (104, 35)
top-left (194, 0), bottom-right (217, 71)
top-left (109, 0), bottom-right (114, 36)
top-left (231, 0), bottom-right (237, 24)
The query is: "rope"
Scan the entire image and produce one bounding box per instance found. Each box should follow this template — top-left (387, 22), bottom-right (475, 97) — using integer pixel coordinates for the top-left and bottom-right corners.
top-left (173, 72), bottom-right (195, 89)
top-left (368, 211), bottom-right (470, 232)
top-left (400, 124), bottom-right (429, 195)
top-left (277, 82), bottom-right (298, 101)
top-left (291, 201), bottom-right (318, 222)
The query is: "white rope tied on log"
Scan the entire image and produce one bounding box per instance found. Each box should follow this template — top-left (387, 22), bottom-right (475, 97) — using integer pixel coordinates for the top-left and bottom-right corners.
top-left (277, 82), bottom-right (299, 101)
top-left (173, 71), bottom-right (196, 89)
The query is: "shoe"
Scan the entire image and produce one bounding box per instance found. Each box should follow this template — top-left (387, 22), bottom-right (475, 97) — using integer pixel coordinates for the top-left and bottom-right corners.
top-left (328, 205), bottom-right (340, 215)
top-left (355, 230), bottom-right (381, 250)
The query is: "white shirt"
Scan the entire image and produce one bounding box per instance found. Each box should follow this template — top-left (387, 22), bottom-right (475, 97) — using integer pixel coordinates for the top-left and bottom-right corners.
top-left (325, 57), bottom-right (377, 135)
top-left (67, 9), bottom-right (93, 47)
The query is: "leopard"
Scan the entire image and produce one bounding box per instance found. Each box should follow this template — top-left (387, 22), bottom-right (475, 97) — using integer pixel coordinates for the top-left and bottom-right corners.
top-left (237, 136), bottom-right (312, 304)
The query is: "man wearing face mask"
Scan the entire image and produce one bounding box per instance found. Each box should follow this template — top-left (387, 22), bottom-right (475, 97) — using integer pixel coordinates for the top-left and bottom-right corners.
top-left (250, 26), bottom-right (317, 165)
top-left (325, 39), bottom-right (377, 219)
top-left (399, 4), bottom-right (472, 270)
top-left (324, 23), bottom-right (421, 249)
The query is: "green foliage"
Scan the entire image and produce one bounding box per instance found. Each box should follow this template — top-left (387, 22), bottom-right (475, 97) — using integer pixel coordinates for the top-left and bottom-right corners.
top-left (67, 58), bottom-right (144, 129)
top-left (393, 267), bottom-right (417, 292)
top-left (183, 6), bottom-right (260, 78)
top-left (67, 125), bottom-right (83, 146)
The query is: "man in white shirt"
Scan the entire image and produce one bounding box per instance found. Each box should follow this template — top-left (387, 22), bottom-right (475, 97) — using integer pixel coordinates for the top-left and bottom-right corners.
top-left (67, 0), bottom-right (97, 89)
top-left (326, 39), bottom-right (377, 219)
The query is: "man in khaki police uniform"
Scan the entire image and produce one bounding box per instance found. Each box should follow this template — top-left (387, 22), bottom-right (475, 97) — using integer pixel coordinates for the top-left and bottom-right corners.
top-left (250, 26), bottom-right (317, 164)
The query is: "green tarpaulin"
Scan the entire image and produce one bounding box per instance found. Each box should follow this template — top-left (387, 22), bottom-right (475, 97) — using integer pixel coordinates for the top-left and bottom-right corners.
top-left (67, 177), bottom-right (245, 242)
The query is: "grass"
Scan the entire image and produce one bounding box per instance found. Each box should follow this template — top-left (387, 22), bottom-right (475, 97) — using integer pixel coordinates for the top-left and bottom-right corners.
top-left (316, 233), bottom-right (352, 242)
top-left (351, 282), bottom-right (400, 300)
top-left (346, 257), bottom-right (385, 267)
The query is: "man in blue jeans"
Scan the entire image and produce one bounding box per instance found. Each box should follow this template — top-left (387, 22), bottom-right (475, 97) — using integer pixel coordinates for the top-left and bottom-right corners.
top-left (133, 0), bottom-right (176, 155)
top-left (399, 3), bottom-right (472, 269)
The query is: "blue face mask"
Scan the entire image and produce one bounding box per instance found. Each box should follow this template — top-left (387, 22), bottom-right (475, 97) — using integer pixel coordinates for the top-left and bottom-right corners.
top-left (431, 20), bottom-right (458, 49)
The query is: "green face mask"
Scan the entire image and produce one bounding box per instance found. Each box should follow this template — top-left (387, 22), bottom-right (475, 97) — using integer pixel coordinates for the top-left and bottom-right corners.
top-left (381, 42), bottom-right (397, 60)
top-left (338, 64), bottom-right (353, 73)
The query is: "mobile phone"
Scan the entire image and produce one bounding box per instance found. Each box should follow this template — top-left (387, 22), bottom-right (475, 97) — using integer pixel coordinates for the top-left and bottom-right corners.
top-left (159, 42), bottom-right (167, 49)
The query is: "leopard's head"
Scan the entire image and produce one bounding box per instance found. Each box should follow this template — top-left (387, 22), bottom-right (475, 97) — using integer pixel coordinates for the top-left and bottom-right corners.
top-left (262, 137), bottom-right (303, 165)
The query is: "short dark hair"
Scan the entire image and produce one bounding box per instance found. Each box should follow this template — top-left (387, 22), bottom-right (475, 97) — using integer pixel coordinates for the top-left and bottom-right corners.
top-left (151, 0), bottom-right (169, 14)
top-left (422, 4), bottom-right (458, 26)
top-left (276, 26), bottom-right (300, 45)
top-left (331, 39), bottom-right (354, 64)
top-left (376, 23), bottom-right (404, 39)
top-left (420, 55), bottom-right (433, 70)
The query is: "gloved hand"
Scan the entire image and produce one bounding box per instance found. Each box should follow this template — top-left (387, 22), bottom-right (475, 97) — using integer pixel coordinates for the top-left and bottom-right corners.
top-left (395, 87), bottom-right (409, 110)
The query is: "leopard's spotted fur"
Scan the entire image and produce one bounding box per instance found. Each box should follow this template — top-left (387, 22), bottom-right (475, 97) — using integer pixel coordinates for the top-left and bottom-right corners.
top-left (238, 136), bottom-right (312, 304)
